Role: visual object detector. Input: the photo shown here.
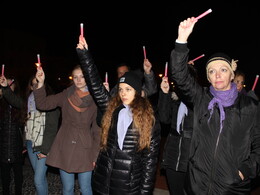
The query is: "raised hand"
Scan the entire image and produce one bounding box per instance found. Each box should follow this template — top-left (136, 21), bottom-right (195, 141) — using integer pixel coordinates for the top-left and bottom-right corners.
top-left (177, 17), bottom-right (197, 43)
top-left (35, 67), bottom-right (45, 88)
top-left (160, 76), bottom-right (170, 93)
top-left (77, 35), bottom-right (88, 50)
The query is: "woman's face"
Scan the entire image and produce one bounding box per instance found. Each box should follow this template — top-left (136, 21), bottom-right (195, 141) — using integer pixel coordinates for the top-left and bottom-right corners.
top-left (208, 62), bottom-right (233, 91)
top-left (72, 68), bottom-right (86, 91)
top-left (233, 75), bottom-right (245, 92)
top-left (118, 83), bottom-right (135, 105)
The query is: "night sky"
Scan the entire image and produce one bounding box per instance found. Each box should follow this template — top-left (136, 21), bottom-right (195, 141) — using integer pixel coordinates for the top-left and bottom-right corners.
top-left (1, 2), bottom-right (259, 95)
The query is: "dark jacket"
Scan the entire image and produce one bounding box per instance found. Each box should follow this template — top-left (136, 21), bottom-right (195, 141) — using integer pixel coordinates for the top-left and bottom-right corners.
top-left (0, 86), bottom-right (24, 163)
top-left (158, 91), bottom-right (193, 172)
top-left (76, 48), bottom-right (161, 195)
top-left (170, 42), bottom-right (260, 194)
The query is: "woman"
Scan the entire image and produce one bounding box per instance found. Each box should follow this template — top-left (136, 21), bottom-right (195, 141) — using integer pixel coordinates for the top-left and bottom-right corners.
top-left (24, 76), bottom-right (60, 195)
top-left (76, 36), bottom-right (161, 195)
top-left (169, 17), bottom-right (260, 194)
top-left (0, 76), bottom-right (25, 195)
top-left (33, 65), bottom-right (101, 195)
top-left (158, 75), bottom-right (194, 195)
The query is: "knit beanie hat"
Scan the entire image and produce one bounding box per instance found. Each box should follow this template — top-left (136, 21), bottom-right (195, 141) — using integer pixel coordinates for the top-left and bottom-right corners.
top-left (206, 52), bottom-right (238, 81)
top-left (118, 71), bottom-right (142, 94)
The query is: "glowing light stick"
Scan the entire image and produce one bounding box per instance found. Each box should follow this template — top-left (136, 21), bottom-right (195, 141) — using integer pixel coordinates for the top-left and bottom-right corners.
top-left (143, 46), bottom-right (147, 59)
top-left (1, 64), bottom-right (5, 76)
top-left (191, 54), bottom-right (205, 62)
top-left (252, 75), bottom-right (259, 91)
top-left (9, 79), bottom-right (14, 86)
top-left (105, 72), bottom-right (108, 83)
top-left (164, 62), bottom-right (168, 77)
top-left (80, 23), bottom-right (84, 37)
top-left (37, 54), bottom-right (41, 64)
top-left (195, 9), bottom-right (212, 20)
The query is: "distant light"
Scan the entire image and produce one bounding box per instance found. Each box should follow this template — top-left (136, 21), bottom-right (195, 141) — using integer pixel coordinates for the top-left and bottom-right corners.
top-left (58, 77), bottom-right (61, 80)
top-left (243, 84), bottom-right (246, 88)
top-left (159, 74), bottom-right (163, 77)
top-left (69, 76), bottom-right (72, 80)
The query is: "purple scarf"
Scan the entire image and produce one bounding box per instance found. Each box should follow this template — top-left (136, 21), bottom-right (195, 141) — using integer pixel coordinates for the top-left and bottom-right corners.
top-left (208, 82), bottom-right (238, 132)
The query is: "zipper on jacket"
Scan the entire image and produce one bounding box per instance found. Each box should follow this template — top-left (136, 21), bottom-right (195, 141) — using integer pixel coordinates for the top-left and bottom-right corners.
top-left (176, 116), bottom-right (185, 171)
top-left (207, 125), bottom-right (222, 195)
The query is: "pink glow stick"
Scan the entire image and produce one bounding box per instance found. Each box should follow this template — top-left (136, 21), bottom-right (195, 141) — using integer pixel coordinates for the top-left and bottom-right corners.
top-left (191, 54), bottom-right (205, 62)
top-left (105, 72), bottom-right (108, 83)
top-left (1, 64), bottom-right (5, 76)
top-left (143, 46), bottom-right (147, 59)
top-left (195, 9), bottom-right (212, 20)
top-left (252, 75), bottom-right (259, 91)
top-left (9, 79), bottom-right (14, 86)
top-left (37, 54), bottom-right (41, 64)
top-left (164, 62), bottom-right (168, 77)
top-left (80, 23), bottom-right (84, 37)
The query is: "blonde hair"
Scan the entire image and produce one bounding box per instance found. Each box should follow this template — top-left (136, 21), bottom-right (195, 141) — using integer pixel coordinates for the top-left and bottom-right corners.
top-left (101, 93), bottom-right (155, 151)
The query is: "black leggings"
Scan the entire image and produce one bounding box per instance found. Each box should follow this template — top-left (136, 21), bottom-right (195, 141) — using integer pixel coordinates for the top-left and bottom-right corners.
top-left (1, 162), bottom-right (23, 195)
top-left (166, 168), bottom-right (186, 195)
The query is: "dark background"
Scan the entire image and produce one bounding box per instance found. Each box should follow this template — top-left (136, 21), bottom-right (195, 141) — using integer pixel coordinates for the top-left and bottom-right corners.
top-left (1, 2), bottom-right (259, 96)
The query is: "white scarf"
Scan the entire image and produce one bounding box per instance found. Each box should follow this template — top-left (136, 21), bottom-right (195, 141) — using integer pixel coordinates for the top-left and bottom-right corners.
top-left (117, 104), bottom-right (133, 150)
top-left (176, 102), bottom-right (188, 134)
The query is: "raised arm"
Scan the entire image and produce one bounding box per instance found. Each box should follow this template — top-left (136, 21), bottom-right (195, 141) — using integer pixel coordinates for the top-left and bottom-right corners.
top-left (169, 17), bottom-right (201, 105)
top-left (76, 36), bottom-right (110, 114)
top-left (142, 58), bottom-right (158, 97)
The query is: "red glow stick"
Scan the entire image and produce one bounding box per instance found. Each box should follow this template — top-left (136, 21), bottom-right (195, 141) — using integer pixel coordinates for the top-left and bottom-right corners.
top-left (143, 46), bottom-right (147, 59)
top-left (252, 75), bottom-right (259, 91)
top-left (80, 23), bottom-right (84, 37)
top-left (191, 54), bottom-right (205, 62)
top-left (1, 64), bottom-right (5, 76)
top-left (164, 62), bottom-right (168, 77)
top-left (195, 9), bottom-right (212, 20)
top-left (37, 54), bottom-right (41, 64)
top-left (105, 72), bottom-right (108, 83)
top-left (35, 54), bottom-right (41, 67)
top-left (9, 79), bottom-right (14, 86)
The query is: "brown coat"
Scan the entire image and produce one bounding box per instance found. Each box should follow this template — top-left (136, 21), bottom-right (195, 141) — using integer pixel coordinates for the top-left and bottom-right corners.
top-left (33, 85), bottom-right (101, 173)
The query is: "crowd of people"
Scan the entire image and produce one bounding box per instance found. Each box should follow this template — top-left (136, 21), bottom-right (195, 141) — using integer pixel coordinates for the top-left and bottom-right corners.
top-left (0, 14), bottom-right (260, 195)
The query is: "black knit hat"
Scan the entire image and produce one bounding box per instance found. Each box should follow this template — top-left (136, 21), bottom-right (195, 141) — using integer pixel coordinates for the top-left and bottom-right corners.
top-left (118, 71), bottom-right (142, 94)
top-left (206, 52), bottom-right (237, 80)
top-left (206, 52), bottom-right (232, 67)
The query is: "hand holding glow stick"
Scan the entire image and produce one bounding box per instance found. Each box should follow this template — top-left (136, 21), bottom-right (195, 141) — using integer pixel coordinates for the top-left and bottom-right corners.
top-left (164, 62), bottom-right (168, 77)
top-left (191, 54), bottom-right (205, 62)
top-left (143, 46), bottom-right (147, 59)
top-left (1, 64), bottom-right (5, 76)
top-left (195, 9), bottom-right (212, 20)
top-left (80, 23), bottom-right (84, 37)
top-left (105, 72), bottom-right (108, 83)
top-left (252, 75), bottom-right (259, 91)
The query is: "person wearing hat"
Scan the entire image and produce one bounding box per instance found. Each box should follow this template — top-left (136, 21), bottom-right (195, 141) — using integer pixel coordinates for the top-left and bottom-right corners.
top-left (76, 36), bottom-right (161, 195)
top-left (169, 17), bottom-right (260, 194)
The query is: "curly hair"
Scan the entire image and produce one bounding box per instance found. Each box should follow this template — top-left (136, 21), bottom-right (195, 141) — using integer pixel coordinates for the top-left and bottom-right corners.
top-left (101, 93), bottom-right (155, 151)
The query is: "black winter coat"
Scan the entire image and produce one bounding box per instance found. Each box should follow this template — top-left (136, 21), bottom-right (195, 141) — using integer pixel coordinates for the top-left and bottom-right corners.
top-left (158, 91), bottom-right (193, 173)
top-left (0, 87), bottom-right (24, 163)
top-left (76, 48), bottom-right (161, 195)
top-left (170, 42), bottom-right (260, 195)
